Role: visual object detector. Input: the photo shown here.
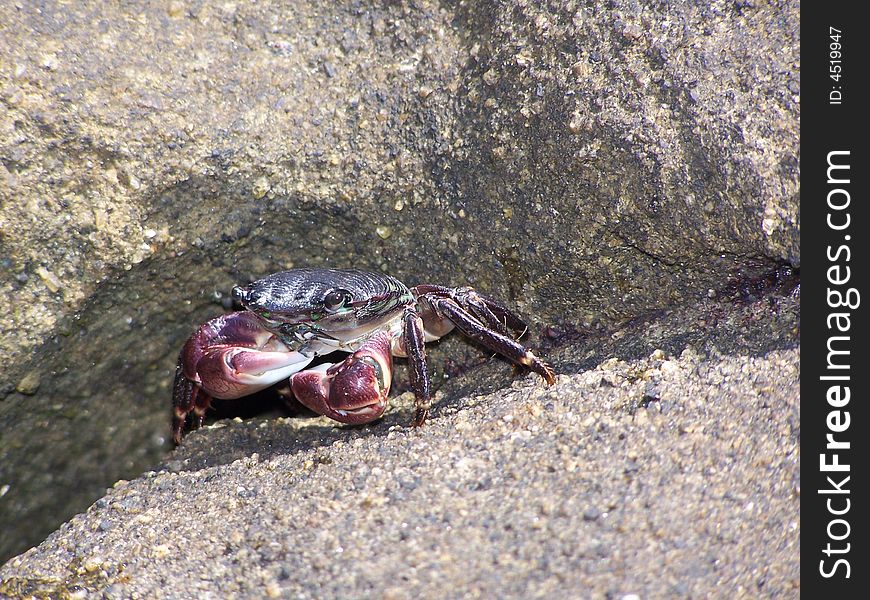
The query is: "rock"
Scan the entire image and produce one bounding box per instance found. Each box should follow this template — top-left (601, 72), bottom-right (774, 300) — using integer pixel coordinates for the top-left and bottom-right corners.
top-left (0, 0), bottom-right (799, 572)
top-left (15, 371), bottom-right (40, 396)
top-left (0, 302), bottom-right (800, 596)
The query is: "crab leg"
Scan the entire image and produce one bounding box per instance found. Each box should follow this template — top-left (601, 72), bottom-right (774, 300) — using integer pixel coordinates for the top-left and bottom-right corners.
top-left (401, 304), bottom-right (431, 426)
top-left (425, 297), bottom-right (556, 385)
top-left (413, 285), bottom-right (527, 337)
top-left (172, 367), bottom-right (209, 443)
top-left (290, 331), bottom-right (394, 424)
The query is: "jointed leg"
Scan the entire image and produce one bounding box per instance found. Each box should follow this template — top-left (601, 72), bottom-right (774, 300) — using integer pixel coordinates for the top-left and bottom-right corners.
top-left (427, 296), bottom-right (555, 384)
top-left (401, 304), bottom-right (431, 426)
top-left (413, 285), bottom-right (527, 338)
top-left (172, 365), bottom-right (214, 444)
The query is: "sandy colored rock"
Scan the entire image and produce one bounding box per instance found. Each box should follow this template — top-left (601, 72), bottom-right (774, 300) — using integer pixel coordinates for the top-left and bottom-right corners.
top-left (0, 0), bottom-right (799, 574)
top-left (0, 340), bottom-right (799, 598)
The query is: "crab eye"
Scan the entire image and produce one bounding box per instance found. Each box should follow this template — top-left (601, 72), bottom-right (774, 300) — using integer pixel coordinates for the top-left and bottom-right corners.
top-left (232, 286), bottom-right (252, 305)
top-left (323, 289), bottom-right (352, 312)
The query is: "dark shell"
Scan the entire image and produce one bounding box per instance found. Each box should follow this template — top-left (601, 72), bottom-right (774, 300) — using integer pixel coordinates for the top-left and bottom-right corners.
top-left (233, 268), bottom-right (413, 328)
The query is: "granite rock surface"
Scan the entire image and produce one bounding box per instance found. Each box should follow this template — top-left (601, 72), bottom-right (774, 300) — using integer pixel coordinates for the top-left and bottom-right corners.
top-left (0, 0), bottom-right (799, 571)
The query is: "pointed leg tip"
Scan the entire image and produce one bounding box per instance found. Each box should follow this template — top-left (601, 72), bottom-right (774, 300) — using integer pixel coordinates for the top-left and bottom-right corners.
top-left (541, 363), bottom-right (556, 385)
top-left (171, 422), bottom-right (184, 446)
top-left (412, 408), bottom-right (429, 427)
top-left (528, 355), bottom-right (556, 385)
top-left (520, 351), bottom-right (556, 385)
top-left (171, 410), bottom-right (188, 446)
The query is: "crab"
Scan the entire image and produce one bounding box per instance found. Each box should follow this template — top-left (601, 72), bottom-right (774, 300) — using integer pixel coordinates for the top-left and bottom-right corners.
top-left (172, 268), bottom-right (555, 443)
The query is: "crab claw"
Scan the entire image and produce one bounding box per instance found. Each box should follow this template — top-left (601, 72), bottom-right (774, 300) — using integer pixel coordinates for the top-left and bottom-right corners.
top-left (290, 331), bottom-right (393, 424)
top-left (172, 311), bottom-right (314, 444)
top-left (194, 346), bottom-right (313, 399)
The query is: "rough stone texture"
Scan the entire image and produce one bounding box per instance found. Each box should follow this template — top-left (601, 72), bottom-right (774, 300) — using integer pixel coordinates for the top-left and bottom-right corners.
top-left (0, 290), bottom-right (800, 598)
top-left (0, 0), bottom-right (799, 573)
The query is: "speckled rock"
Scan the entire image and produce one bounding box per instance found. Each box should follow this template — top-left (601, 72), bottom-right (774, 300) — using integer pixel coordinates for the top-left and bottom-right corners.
top-left (0, 294), bottom-right (800, 597)
top-left (0, 0), bottom-right (798, 565)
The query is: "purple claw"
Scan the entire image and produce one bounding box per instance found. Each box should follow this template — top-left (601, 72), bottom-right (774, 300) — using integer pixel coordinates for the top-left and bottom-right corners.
top-left (290, 331), bottom-right (393, 424)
